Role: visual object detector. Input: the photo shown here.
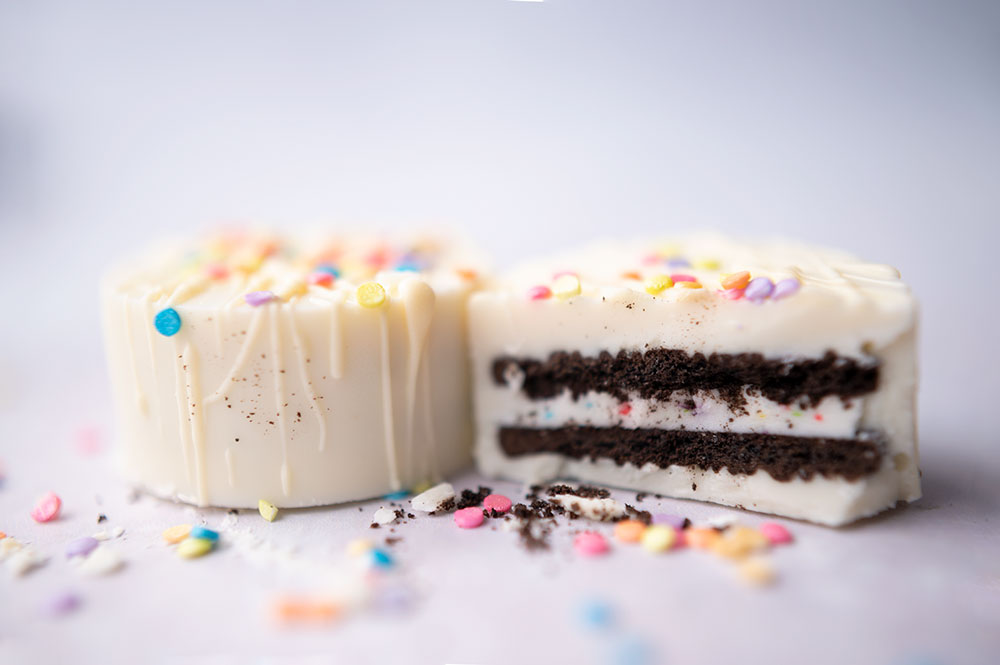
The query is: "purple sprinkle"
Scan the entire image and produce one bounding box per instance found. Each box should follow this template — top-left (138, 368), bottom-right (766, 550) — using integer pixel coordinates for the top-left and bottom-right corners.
top-left (666, 258), bottom-right (690, 269)
top-left (41, 592), bottom-right (80, 618)
top-left (772, 278), bottom-right (801, 300)
top-left (744, 277), bottom-right (775, 303)
top-left (66, 537), bottom-right (99, 559)
top-left (244, 290), bottom-right (276, 307)
top-left (652, 514), bottom-right (686, 529)
top-left (372, 585), bottom-right (415, 614)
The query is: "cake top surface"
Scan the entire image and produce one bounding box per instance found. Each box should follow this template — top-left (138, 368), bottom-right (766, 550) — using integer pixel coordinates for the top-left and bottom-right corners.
top-left (485, 233), bottom-right (914, 309)
top-left (104, 229), bottom-right (483, 308)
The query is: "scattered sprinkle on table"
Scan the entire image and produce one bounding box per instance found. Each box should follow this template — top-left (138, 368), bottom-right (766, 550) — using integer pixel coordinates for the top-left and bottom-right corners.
top-left (759, 522), bottom-right (793, 544)
top-left (639, 525), bottom-right (676, 553)
top-left (177, 537), bottom-right (214, 559)
top-left (41, 591), bottom-right (81, 618)
top-left (30, 491), bottom-right (61, 523)
top-left (578, 598), bottom-right (614, 629)
top-left (613, 520), bottom-right (647, 543)
top-left (153, 307), bottom-right (182, 336)
top-left (373, 507), bottom-right (398, 526)
top-left (454, 507), bottom-right (485, 529)
top-left (258, 499), bottom-right (279, 522)
top-left (573, 531), bottom-right (609, 557)
top-left (356, 282), bottom-right (387, 308)
top-left (651, 513), bottom-right (686, 529)
top-left (162, 524), bottom-right (191, 544)
top-left (189, 526), bottom-right (220, 543)
top-left (346, 539), bottom-right (374, 557)
top-left (66, 537), bottom-right (99, 559)
top-left (76, 546), bottom-right (124, 576)
top-left (273, 596), bottom-right (341, 624)
top-left (368, 547), bottom-right (394, 569)
top-left (738, 556), bottom-right (776, 586)
top-left (483, 494), bottom-right (512, 514)
top-left (244, 290), bottom-right (276, 307)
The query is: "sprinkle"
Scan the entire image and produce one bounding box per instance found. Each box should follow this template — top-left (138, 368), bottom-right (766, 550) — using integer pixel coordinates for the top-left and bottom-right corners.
top-left (410, 482), bottom-right (455, 513)
top-left (373, 507), bottom-right (398, 526)
top-left (273, 596), bottom-right (341, 623)
top-left (618, 403), bottom-right (632, 416)
top-left (244, 290), bottom-right (276, 307)
top-left (552, 270), bottom-right (578, 279)
top-left (41, 591), bottom-right (81, 618)
top-left (346, 539), bottom-right (374, 557)
top-left (644, 275), bottom-right (673, 295)
top-left (772, 278), bottom-right (801, 300)
top-left (738, 556), bottom-right (776, 586)
top-left (711, 526), bottom-right (770, 559)
top-left (74, 425), bottom-right (101, 455)
top-left (640, 525), bottom-right (676, 553)
top-left (640, 253), bottom-right (661, 266)
top-left (652, 514), bottom-right (686, 529)
top-left (92, 531), bottom-right (110, 541)
top-left (613, 636), bottom-right (655, 665)
top-left (744, 277), bottom-right (775, 303)
top-left (455, 268), bottom-right (478, 281)
top-left (792, 410), bottom-right (803, 417)
top-left (30, 491), bottom-right (61, 523)
top-left (177, 538), bottom-right (213, 559)
top-left (814, 413), bottom-right (824, 422)
top-left (527, 285), bottom-right (552, 300)
top-left (573, 531), bottom-right (609, 556)
top-left (153, 308), bottom-right (182, 337)
top-left (5, 545), bottom-right (46, 576)
top-left (189, 526), bottom-right (220, 543)
top-left (721, 288), bottom-right (745, 300)
top-left (204, 263), bottom-right (229, 280)
top-left (613, 520), bottom-right (647, 543)
top-left (162, 524), bottom-right (192, 544)
top-left (670, 273), bottom-right (697, 282)
top-left (307, 271), bottom-right (334, 287)
top-left (675, 281), bottom-right (703, 289)
top-left (0, 531), bottom-right (5, 539)
top-left (368, 547), bottom-right (394, 569)
top-left (356, 282), bottom-right (387, 308)
top-left (66, 537), bottom-right (99, 559)
top-left (315, 263), bottom-right (341, 278)
top-left (384, 490), bottom-right (409, 500)
top-left (759, 522), bottom-right (793, 545)
top-left (666, 257), bottom-right (690, 269)
top-left (721, 270), bottom-right (751, 290)
top-left (620, 271), bottom-right (641, 281)
top-left (694, 258), bottom-right (720, 270)
top-left (454, 507), bottom-right (485, 529)
top-left (483, 494), bottom-right (512, 514)
top-left (578, 599), bottom-right (614, 629)
top-left (684, 527), bottom-right (720, 549)
top-left (550, 494), bottom-right (625, 521)
top-left (704, 513), bottom-right (739, 529)
top-left (258, 499), bottom-right (279, 522)
top-left (76, 546), bottom-right (124, 575)
top-left (552, 274), bottom-right (582, 299)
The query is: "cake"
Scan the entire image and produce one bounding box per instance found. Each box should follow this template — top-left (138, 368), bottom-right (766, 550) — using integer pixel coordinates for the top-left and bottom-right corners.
top-left (468, 235), bottom-right (919, 525)
top-left (101, 230), bottom-right (482, 508)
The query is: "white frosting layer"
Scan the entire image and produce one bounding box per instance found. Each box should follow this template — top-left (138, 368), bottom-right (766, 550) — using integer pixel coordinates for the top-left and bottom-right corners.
top-left (469, 235), bottom-right (921, 525)
top-left (103, 231), bottom-right (482, 508)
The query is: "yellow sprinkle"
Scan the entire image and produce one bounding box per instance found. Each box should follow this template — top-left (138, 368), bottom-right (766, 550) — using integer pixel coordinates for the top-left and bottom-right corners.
top-left (552, 274), bottom-right (581, 299)
top-left (675, 281), bottom-right (703, 289)
top-left (346, 539), bottom-right (374, 557)
top-left (644, 275), bottom-right (673, 295)
top-left (258, 499), bottom-right (278, 522)
top-left (177, 537), bottom-right (214, 559)
top-left (655, 242), bottom-right (680, 257)
top-left (640, 525), bottom-right (676, 553)
top-left (356, 282), bottom-right (387, 308)
top-left (694, 258), bottom-right (720, 270)
top-left (738, 556), bottom-right (776, 586)
top-left (711, 526), bottom-right (770, 559)
top-left (162, 524), bottom-right (192, 545)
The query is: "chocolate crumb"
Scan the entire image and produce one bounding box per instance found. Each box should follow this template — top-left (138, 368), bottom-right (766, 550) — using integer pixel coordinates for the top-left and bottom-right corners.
top-left (456, 486), bottom-right (492, 510)
top-left (97, 514), bottom-right (107, 524)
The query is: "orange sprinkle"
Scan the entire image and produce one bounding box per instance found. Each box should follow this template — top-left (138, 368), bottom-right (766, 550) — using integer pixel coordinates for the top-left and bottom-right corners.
top-left (455, 268), bottom-right (478, 281)
top-left (721, 271), bottom-right (751, 290)
top-left (613, 520), bottom-right (647, 543)
top-left (621, 271), bottom-right (642, 281)
top-left (0, 531), bottom-right (6, 539)
top-left (675, 281), bottom-right (703, 289)
top-left (161, 524), bottom-right (192, 545)
top-left (273, 597), bottom-right (341, 623)
top-left (685, 527), bottom-right (720, 549)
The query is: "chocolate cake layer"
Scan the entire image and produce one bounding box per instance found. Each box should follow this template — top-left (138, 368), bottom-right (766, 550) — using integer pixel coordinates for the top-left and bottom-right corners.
top-left (492, 349), bottom-right (878, 410)
top-left (498, 426), bottom-right (883, 481)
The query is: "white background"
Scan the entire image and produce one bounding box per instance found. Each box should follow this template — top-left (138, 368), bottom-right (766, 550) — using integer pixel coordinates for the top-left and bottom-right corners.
top-left (0, 1), bottom-right (998, 664)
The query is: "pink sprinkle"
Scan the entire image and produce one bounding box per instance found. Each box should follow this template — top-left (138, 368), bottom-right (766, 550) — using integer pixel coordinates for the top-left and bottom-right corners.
top-left (759, 522), bottom-right (793, 545)
top-left (75, 425), bottom-right (101, 456)
top-left (618, 403), bottom-right (632, 416)
top-left (673, 528), bottom-right (687, 549)
top-left (483, 494), bottom-right (512, 514)
top-left (641, 254), bottom-right (661, 266)
top-left (720, 288), bottom-right (745, 300)
top-left (204, 263), bottom-right (229, 280)
top-left (670, 273), bottom-right (696, 283)
top-left (814, 413), bottom-right (824, 422)
top-left (527, 285), bottom-right (552, 301)
top-left (308, 272), bottom-right (334, 287)
top-left (31, 491), bottom-right (61, 523)
top-left (454, 507), bottom-right (485, 529)
top-left (552, 270), bottom-right (578, 279)
top-left (574, 531), bottom-right (609, 557)
top-left (244, 290), bottom-right (276, 307)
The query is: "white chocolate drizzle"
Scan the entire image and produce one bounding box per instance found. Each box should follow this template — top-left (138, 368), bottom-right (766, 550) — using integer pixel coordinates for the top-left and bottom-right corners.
top-left (288, 305), bottom-right (327, 452)
top-left (378, 306), bottom-right (401, 491)
top-left (205, 307), bottom-right (266, 405)
top-left (400, 279), bottom-right (436, 485)
top-left (269, 305), bottom-right (291, 497)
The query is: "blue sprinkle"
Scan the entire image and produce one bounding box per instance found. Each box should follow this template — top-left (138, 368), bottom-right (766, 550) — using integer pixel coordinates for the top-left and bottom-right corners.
top-left (189, 526), bottom-right (219, 543)
top-left (369, 548), bottom-right (394, 569)
top-left (585, 402), bottom-right (593, 409)
top-left (394, 262), bottom-right (421, 272)
top-left (154, 308), bottom-right (182, 337)
top-left (578, 599), bottom-right (614, 630)
top-left (384, 490), bottom-right (409, 501)
top-left (315, 264), bottom-right (341, 278)
top-left (612, 636), bottom-right (653, 665)
top-left (543, 409), bottom-right (553, 420)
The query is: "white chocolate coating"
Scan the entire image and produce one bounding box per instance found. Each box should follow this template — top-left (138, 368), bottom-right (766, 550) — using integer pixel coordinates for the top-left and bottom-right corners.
top-left (469, 235), bottom-right (920, 526)
top-left (102, 230), bottom-right (482, 508)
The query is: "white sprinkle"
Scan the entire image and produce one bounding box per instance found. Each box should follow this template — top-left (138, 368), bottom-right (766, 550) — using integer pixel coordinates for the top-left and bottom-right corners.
top-left (92, 531), bottom-right (110, 541)
top-left (410, 482), bottom-right (455, 513)
top-left (112, 526), bottom-right (125, 538)
top-left (704, 514), bottom-right (739, 529)
top-left (76, 546), bottom-right (123, 576)
top-left (5, 547), bottom-right (46, 577)
top-left (373, 507), bottom-right (398, 526)
top-left (0, 538), bottom-right (24, 558)
top-left (550, 494), bottom-right (624, 521)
